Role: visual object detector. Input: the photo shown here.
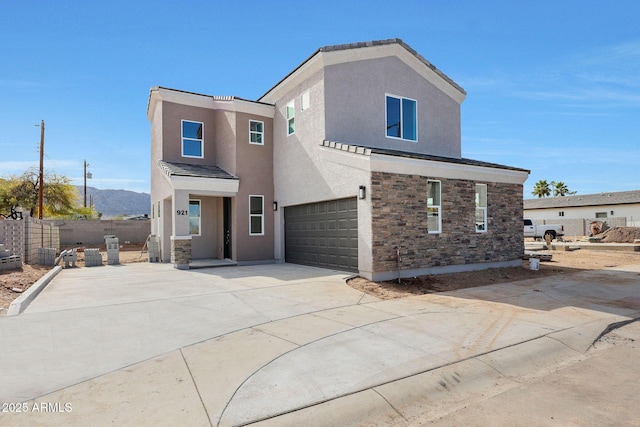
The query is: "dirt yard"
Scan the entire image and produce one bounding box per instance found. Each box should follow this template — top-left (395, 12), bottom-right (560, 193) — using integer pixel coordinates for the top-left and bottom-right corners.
top-left (2, 243), bottom-right (640, 314)
top-left (347, 249), bottom-right (640, 300)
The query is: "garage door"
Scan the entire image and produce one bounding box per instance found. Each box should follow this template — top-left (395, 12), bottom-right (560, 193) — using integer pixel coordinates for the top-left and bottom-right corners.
top-left (285, 197), bottom-right (358, 272)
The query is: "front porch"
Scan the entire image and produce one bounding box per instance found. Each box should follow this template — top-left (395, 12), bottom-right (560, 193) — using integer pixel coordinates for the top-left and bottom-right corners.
top-left (155, 160), bottom-right (240, 269)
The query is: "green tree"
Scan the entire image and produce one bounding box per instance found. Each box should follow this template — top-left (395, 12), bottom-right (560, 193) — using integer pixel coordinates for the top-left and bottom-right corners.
top-left (532, 180), bottom-right (551, 198)
top-left (551, 181), bottom-right (576, 197)
top-left (0, 168), bottom-right (98, 219)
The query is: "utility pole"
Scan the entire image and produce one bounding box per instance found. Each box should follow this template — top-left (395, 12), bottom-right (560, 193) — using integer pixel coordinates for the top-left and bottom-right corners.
top-left (38, 120), bottom-right (44, 220)
top-left (84, 160), bottom-right (88, 207)
top-left (84, 160), bottom-right (92, 208)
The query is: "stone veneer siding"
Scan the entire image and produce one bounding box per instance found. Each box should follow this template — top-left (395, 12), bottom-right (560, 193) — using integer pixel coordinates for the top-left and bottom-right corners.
top-left (170, 237), bottom-right (191, 270)
top-left (371, 172), bottom-right (523, 274)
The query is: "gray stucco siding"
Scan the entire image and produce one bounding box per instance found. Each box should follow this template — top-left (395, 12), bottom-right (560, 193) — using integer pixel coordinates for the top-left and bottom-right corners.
top-left (272, 69), bottom-right (334, 207)
top-left (324, 56), bottom-right (461, 158)
top-left (161, 101), bottom-right (217, 165)
top-left (234, 111), bottom-right (275, 262)
top-left (190, 196), bottom-right (219, 259)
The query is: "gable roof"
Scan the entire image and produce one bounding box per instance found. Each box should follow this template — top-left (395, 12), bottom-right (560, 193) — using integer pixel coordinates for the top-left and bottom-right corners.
top-left (524, 190), bottom-right (640, 209)
top-left (258, 38), bottom-right (466, 104)
top-left (320, 39), bottom-right (466, 95)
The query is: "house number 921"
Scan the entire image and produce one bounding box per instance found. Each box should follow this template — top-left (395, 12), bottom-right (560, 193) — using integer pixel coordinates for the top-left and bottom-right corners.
top-left (176, 210), bottom-right (188, 215)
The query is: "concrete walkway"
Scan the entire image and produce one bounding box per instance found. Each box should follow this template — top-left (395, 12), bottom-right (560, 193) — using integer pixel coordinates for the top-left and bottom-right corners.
top-left (1, 262), bottom-right (639, 426)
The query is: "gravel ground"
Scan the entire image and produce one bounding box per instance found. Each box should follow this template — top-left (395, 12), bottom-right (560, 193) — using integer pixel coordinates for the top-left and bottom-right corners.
top-left (348, 248), bottom-right (640, 299)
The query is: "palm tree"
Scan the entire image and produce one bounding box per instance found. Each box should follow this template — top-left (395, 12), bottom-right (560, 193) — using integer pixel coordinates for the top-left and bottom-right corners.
top-left (551, 181), bottom-right (567, 196)
top-left (532, 180), bottom-right (551, 198)
top-left (551, 181), bottom-right (577, 197)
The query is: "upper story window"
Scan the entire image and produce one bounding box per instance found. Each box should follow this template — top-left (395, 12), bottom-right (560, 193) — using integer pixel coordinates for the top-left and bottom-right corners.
top-left (475, 184), bottom-right (487, 232)
top-left (386, 95), bottom-right (417, 141)
top-left (249, 120), bottom-right (264, 145)
top-left (286, 100), bottom-right (295, 136)
top-left (182, 120), bottom-right (204, 158)
top-left (427, 180), bottom-right (441, 234)
top-left (301, 90), bottom-right (310, 111)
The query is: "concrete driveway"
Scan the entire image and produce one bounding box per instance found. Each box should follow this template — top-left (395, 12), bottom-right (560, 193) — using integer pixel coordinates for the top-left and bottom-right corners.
top-left (1, 262), bottom-right (640, 426)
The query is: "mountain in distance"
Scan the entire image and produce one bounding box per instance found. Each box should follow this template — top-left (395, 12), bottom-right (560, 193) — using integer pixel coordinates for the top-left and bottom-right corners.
top-left (76, 186), bottom-right (150, 218)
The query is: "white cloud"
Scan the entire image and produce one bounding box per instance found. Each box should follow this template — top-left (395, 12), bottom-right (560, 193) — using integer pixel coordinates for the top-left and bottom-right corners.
top-left (514, 87), bottom-right (640, 105)
top-left (513, 40), bottom-right (640, 107)
top-left (0, 161), bottom-right (38, 172)
top-left (73, 177), bottom-right (149, 193)
top-left (577, 40), bottom-right (640, 70)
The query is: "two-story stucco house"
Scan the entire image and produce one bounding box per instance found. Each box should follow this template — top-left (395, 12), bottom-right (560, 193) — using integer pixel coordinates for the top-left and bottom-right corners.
top-left (148, 39), bottom-right (530, 281)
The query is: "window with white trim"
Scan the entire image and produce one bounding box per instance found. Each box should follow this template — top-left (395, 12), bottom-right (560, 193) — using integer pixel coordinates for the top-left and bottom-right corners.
top-left (386, 94), bottom-right (417, 141)
top-left (286, 100), bottom-right (295, 135)
top-left (189, 200), bottom-right (201, 236)
top-left (249, 120), bottom-right (264, 145)
top-left (427, 180), bottom-right (441, 234)
top-left (182, 120), bottom-right (204, 158)
top-left (301, 90), bottom-right (310, 111)
top-left (249, 195), bottom-right (264, 235)
top-left (475, 184), bottom-right (487, 232)
top-left (284, 100), bottom-right (296, 136)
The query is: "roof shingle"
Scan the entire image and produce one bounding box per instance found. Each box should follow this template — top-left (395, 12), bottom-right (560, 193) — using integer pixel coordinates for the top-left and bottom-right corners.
top-left (524, 190), bottom-right (640, 209)
top-left (158, 160), bottom-right (238, 180)
top-left (320, 140), bottom-right (529, 173)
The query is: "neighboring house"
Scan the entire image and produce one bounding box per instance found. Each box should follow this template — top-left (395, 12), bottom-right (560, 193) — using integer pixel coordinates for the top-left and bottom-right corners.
top-left (524, 190), bottom-right (640, 235)
top-left (148, 39), bottom-right (530, 280)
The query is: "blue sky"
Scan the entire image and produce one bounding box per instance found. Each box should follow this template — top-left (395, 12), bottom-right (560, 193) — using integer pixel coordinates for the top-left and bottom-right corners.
top-left (1, 1), bottom-right (638, 196)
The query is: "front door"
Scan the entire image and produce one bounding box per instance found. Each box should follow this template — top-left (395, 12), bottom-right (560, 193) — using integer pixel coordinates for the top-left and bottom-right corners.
top-left (223, 197), bottom-right (232, 259)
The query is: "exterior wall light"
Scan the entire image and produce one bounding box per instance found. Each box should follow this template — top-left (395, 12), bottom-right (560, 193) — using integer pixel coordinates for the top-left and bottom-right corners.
top-left (273, 201), bottom-right (278, 211)
top-left (359, 185), bottom-right (366, 200)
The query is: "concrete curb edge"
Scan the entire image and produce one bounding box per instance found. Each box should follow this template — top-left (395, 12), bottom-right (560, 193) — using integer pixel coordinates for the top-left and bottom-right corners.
top-left (6, 266), bottom-right (62, 316)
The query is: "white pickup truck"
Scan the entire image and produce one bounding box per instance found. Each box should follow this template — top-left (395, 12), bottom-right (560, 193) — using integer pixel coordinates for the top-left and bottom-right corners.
top-left (524, 218), bottom-right (564, 240)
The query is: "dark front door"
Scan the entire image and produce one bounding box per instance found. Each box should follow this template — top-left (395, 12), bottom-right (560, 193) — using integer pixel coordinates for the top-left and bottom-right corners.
top-left (223, 197), bottom-right (232, 259)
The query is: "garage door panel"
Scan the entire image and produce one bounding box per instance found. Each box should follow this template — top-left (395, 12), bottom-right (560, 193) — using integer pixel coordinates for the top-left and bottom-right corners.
top-left (285, 197), bottom-right (358, 272)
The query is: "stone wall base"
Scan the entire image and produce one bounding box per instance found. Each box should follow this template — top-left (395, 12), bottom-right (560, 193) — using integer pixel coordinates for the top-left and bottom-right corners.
top-left (364, 259), bottom-right (523, 282)
top-left (171, 236), bottom-right (191, 270)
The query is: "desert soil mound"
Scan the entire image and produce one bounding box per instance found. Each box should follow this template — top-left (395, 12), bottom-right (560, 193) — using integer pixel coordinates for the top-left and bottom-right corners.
top-left (598, 226), bottom-right (640, 243)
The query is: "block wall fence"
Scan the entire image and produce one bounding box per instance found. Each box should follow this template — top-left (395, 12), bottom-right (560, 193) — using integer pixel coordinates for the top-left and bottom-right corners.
top-left (1, 217), bottom-right (149, 264)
